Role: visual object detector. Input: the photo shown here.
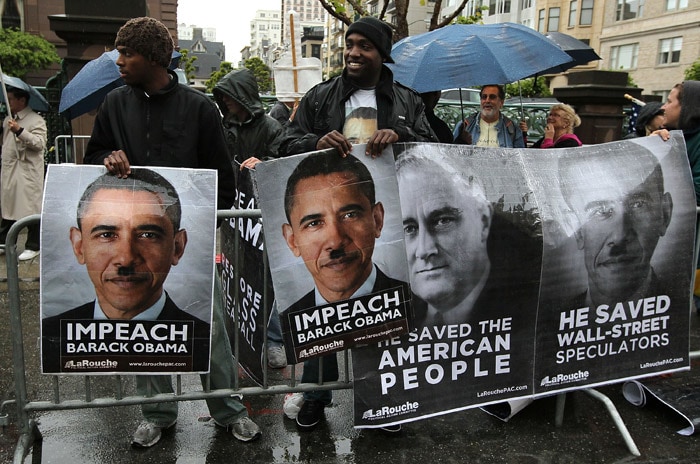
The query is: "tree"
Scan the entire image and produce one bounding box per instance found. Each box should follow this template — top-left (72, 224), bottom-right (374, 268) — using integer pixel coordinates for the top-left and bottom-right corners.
top-left (205, 61), bottom-right (234, 93)
top-left (204, 57), bottom-right (273, 94)
top-left (177, 49), bottom-right (198, 83)
top-left (454, 5), bottom-right (488, 24)
top-left (505, 78), bottom-right (552, 98)
top-left (244, 57), bottom-right (273, 94)
top-left (318, 0), bottom-right (472, 42)
top-left (0, 28), bottom-right (60, 78)
top-left (685, 58), bottom-right (700, 81)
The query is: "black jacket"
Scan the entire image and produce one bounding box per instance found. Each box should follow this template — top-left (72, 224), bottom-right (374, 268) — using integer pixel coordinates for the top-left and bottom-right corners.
top-left (84, 69), bottom-right (236, 209)
top-left (282, 66), bottom-right (436, 155)
top-left (213, 69), bottom-right (285, 164)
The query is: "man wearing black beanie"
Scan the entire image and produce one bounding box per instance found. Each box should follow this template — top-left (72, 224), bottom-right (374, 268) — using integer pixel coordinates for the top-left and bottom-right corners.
top-left (83, 16), bottom-right (261, 447)
top-left (281, 16), bottom-right (435, 431)
top-left (282, 16), bottom-right (435, 159)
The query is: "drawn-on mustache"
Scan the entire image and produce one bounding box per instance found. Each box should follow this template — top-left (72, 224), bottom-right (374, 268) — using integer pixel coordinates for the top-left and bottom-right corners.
top-left (329, 249), bottom-right (346, 260)
top-left (117, 266), bottom-right (136, 277)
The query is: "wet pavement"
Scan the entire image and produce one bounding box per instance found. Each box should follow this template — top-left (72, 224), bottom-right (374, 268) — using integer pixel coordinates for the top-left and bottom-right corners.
top-left (2, 235), bottom-right (700, 463)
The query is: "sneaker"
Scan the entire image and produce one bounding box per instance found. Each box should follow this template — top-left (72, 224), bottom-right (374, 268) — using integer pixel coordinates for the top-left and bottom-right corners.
top-left (296, 399), bottom-right (325, 429)
top-left (18, 249), bottom-right (39, 261)
top-left (227, 416), bottom-right (261, 442)
top-left (131, 420), bottom-right (176, 448)
top-left (267, 345), bottom-right (288, 369)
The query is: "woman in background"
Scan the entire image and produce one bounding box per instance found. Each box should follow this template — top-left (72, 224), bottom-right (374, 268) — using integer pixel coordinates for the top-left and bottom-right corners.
top-left (532, 103), bottom-right (582, 148)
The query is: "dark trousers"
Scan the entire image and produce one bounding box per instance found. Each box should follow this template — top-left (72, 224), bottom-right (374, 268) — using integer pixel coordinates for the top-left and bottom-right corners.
top-left (0, 218), bottom-right (40, 250)
top-left (301, 354), bottom-right (339, 404)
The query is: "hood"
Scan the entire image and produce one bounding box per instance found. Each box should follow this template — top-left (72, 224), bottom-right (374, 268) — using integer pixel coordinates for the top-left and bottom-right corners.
top-left (680, 80), bottom-right (700, 133)
top-left (213, 68), bottom-right (264, 122)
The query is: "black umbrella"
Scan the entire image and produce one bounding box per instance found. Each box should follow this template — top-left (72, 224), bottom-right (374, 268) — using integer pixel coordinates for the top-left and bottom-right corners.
top-left (525, 32), bottom-right (602, 108)
top-left (536, 32), bottom-right (602, 75)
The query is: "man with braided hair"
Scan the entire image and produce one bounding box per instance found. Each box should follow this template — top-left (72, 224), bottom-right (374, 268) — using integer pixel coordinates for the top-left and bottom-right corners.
top-left (83, 17), bottom-right (260, 447)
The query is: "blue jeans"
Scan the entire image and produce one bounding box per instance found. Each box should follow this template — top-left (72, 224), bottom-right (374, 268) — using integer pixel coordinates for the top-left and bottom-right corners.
top-left (136, 274), bottom-right (248, 426)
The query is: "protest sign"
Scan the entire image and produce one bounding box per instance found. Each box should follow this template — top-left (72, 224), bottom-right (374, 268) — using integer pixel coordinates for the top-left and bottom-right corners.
top-left (352, 143), bottom-right (542, 427)
top-left (352, 134), bottom-right (694, 427)
top-left (40, 165), bottom-right (217, 374)
top-left (220, 167), bottom-right (273, 384)
top-left (252, 146), bottom-right (413, 364)
top-left (623, 375), bottom-right (700, 435)
top-left (533, 135), bottom-right (694, 394)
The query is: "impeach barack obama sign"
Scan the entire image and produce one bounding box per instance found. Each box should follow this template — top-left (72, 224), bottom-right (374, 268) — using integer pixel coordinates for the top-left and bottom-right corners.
top-left (40, 166), bottom-right (218, 374)
top-left (252, 147), bottom-right (412, 363)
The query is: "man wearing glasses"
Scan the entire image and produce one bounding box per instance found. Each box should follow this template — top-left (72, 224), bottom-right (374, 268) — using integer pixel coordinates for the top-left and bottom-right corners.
top-left (453, 84), bottom-right (526, 148)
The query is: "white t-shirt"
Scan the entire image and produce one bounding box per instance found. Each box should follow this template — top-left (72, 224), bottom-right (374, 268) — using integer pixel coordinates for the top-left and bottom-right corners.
top-left (343, 89), bottom-right (378, 144)
top-left (477, 118), bottom-right (499, 148)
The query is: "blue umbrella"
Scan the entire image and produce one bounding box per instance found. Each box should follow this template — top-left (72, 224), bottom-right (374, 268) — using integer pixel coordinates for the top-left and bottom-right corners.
top-left (387, 23), bottom-right (574, 93)
top-left (59, 50), bottom-right (182, 119)
top-left (0, 72), bottom-right (50, 113)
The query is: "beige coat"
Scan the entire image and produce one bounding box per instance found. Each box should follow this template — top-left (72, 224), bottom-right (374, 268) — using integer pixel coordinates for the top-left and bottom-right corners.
top-left (1, 107), bottom-right (47, 220)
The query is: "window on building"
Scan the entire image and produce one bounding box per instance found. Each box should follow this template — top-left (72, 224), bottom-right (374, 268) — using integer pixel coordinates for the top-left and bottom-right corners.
top-left (580, 0), bottom-right (593, 25)
top-left (489, 0), bottom-right (512, 15)
top-left (569, 1), bottom-right (578, 27)
top-left (1, 0), bottom-right (20, 29)
top-left (616, 0), bottom-right (644, 21)
top-left (658, 37), bottom-right (682, 65)
top-left (666, 0), bottom-right (688, 10)
top-left (522, 0), bottom-right (533, 9)
top-left (610, 43), bottom-right (639, 69)
top-left (653, 90), bottom-right (670, 100)
top-left (547, 7), bottom-right (560, 31)
top-left (538, 9), bottom-right (546, 32)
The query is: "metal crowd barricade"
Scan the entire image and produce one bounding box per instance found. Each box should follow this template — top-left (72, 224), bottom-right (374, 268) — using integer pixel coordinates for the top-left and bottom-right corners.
top-left (2, 211), bottom-right (352, 464)
top-left (52, 135), bottom-right (91, 164)
top-left (4, 208), bottom-right (700, 463)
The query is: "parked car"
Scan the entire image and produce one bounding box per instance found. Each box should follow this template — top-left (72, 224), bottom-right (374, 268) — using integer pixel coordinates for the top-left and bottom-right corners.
top-left (438, 88), bottom-right (481, 105)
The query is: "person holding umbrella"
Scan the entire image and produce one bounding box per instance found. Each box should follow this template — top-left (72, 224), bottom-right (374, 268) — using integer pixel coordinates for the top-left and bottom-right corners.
top-left (453, 85), bottom-right (525, 148)
top-left (0, 86), bottom-right (47, 261)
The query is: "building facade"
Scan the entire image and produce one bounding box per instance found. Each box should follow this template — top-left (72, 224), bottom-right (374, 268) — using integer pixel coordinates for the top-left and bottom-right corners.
top-left (179, 27), bottom-right (225, 89)
top-left (249, 9), bottom-right (283, 66)
top-left (599, 0), bottom-right (699, 98)
top-left (177, 23), bottom-right (216, 42)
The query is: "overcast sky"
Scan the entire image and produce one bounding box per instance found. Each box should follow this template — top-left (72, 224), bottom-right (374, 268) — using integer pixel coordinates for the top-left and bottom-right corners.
top-left (177, 0), bottom-right (280, 63)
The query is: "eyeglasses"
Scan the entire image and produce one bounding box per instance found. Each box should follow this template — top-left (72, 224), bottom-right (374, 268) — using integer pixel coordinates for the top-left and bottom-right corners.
top-left (480, 94), bottom-right (500, 101)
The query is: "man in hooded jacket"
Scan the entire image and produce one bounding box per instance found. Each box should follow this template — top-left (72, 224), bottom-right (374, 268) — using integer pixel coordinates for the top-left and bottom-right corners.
top-left (212, 68), bottom-right (288, 369)
top-left (213, 68), bottom-right (285, 168)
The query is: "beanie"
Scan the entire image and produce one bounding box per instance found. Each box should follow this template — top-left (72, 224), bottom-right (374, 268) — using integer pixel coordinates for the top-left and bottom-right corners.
top-left (345, 17), bottom-right (395, 64)
top-left (115, 17), bottom-right (174, 68)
